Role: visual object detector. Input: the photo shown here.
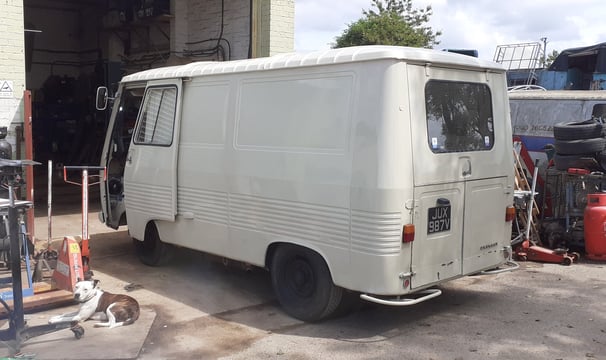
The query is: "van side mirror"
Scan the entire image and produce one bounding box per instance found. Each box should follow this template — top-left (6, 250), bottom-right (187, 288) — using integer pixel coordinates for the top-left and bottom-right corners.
top-left (96, 86), bottom-right (109, 110)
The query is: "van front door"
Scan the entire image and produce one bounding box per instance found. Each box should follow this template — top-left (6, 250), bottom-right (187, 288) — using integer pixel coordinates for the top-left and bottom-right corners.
top-left (100, 84), bottom-right (144, 229)
top-left (123, 79), bottom-right (182, 241)
top-left (407, 65), bottom-right (509, 289)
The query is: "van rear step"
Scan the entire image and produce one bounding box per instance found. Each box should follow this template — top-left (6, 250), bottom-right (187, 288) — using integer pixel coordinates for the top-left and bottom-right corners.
top-left (360, 288), bottom-right (442, 306)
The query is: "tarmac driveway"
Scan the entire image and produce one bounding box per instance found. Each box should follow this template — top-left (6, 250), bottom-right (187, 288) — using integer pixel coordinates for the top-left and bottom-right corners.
top-left (94, 229), bottom-right (605, 360)
top-left (12, 204), bottom-right (606, 360)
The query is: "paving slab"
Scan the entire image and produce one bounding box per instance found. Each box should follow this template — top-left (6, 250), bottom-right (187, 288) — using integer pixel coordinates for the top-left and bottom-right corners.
top-left (3, 307), bottom-right (156, 360)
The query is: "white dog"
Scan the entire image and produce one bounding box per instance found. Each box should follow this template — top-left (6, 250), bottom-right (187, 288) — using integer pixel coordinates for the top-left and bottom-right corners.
top-left (49, 279), bottom-right (140, 329)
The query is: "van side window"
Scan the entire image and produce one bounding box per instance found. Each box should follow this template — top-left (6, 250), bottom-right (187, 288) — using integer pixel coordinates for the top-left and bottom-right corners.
top-left (134, 86), bottom-right (177, 146)
top-left (425, 80), bottom-right (494, 153)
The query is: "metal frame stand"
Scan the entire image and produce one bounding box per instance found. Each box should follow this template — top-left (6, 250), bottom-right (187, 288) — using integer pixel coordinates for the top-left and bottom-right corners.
top-left (0, 204), bottom-right (34, 300)
top-left (0, 160), bottom-right (71, 354)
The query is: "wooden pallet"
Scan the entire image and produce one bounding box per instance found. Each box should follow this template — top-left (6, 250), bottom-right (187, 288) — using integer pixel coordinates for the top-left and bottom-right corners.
top-left (0, 283), bottom-right (74, 318)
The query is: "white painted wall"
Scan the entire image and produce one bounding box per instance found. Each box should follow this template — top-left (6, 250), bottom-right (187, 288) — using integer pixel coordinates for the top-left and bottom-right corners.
top-left (0, 0), bottom-right (25, 154)
top-left (267, 0), bottom-right (295, 56)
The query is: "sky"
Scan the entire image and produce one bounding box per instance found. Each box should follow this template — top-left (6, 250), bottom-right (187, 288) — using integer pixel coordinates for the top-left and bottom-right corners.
top-left (294, 0), bottom-right (606, 61)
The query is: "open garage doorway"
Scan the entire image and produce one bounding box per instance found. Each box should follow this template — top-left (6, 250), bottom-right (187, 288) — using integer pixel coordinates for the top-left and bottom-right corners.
top-left (25, 0), bottom-right (172, 172)
top-left (22, 0), bottom-right (293, 211)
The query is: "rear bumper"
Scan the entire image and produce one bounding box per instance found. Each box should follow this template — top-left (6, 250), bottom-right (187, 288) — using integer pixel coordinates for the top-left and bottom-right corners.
top-left (360, 288), bottom-right (442, 306)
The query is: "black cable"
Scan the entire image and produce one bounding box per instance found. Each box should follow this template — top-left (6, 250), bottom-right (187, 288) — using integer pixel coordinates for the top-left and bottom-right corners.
top-left (33, 48), bottom-right (100, 55)
top-left (248, 0), bottom-right (253, 58)
top-left (182, 0), bottom-right (230, 60)
top-left (216, 0), bottom-right (225, 52)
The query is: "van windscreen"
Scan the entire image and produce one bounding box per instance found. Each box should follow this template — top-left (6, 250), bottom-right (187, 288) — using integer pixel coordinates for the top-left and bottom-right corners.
top-left (425, 80), bottom-right (494, 153)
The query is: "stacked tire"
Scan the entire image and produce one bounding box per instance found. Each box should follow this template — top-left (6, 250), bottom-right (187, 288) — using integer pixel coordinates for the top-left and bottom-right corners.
top-left (553, 120), bottom-right (606, 171)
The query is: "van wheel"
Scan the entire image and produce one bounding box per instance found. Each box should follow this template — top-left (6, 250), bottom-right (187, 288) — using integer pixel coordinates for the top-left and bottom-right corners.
top-left (134, 222), bottom-right (173, 266)
top-left (270, 245), bottom-right (343, 322)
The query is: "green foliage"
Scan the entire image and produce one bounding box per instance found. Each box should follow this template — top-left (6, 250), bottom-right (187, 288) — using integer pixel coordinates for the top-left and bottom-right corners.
top-left (333, 0), bottom-right (441, 49)
top-left (542, 49), bottom-right (559, 68)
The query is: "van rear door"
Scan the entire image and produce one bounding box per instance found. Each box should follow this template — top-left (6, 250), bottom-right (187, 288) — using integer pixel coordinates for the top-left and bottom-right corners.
top-left (406, 65), bottom-right (511, 289)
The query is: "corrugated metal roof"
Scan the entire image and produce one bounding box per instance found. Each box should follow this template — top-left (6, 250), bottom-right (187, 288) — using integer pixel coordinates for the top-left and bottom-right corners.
top-left (122, 45), bottom-right (505, 83)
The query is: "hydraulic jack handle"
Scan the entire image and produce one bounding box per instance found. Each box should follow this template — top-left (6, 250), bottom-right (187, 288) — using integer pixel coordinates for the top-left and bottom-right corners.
top-left (62, 166), bottom-right (106, 279)
top-left (63, 166), bottom-right (107, 186)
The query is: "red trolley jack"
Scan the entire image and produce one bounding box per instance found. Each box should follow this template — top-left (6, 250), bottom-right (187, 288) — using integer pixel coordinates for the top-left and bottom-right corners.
top-left (514, 239), bottom-right (580, 266)
top-left (512, 159), bottom-right (579, 266)
top-left (63, 165), bottom-right (106, 279)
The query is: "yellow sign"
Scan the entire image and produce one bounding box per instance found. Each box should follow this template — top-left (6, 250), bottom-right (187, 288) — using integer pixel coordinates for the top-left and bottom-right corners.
top-left (70, 243), bottom-right (81, 253)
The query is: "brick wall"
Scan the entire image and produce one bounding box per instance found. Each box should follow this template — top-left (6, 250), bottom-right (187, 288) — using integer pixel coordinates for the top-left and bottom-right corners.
top-left (183, 0), bottom-right (251, 61)
top-left (0, 0), bottom-right (25, 153)
top-left (254, 0), bottom-right (294, 58)
top-left (268, 0), bottom-right (294, 56)
top-left (171, 0), bottom-right (294, 62)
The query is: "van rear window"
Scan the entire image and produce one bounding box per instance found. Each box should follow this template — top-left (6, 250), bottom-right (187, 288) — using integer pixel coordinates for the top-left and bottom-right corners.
top-left (425, 80), bottom-right (494, 153)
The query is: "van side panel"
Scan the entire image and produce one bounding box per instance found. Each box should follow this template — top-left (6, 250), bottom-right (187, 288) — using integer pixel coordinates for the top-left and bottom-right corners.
top-left (166, 66), bottom-right (360, 282)
top-left (228, 69), bottom-right (355, 272)
top-left (171, 80), bottom-right (231, 255)
top-left (348, 61), bottom-right (415, 294)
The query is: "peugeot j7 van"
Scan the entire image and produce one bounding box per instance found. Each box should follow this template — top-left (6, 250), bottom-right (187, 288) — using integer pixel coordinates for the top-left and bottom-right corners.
top-left (96, 46), bottom-right (517, 321)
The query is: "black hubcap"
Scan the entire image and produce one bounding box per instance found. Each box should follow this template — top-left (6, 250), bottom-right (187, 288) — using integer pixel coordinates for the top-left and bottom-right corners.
top-left (287, 258), bottom-right (315, 298)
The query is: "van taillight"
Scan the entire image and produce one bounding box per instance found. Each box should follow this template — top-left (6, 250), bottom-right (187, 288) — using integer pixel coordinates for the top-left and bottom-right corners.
top-left (402, 224), bottom-right (415, 243)
top-left (505, 206), bottom-right (516, 222)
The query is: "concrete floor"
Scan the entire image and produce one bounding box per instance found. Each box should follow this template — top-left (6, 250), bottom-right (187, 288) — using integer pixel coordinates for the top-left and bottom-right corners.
top-left (0, 181), bottom-right (604, 359)
top-left (0, 181), bottom-right (284, 359)
top-left (0, 183), bottom-right (156, 359)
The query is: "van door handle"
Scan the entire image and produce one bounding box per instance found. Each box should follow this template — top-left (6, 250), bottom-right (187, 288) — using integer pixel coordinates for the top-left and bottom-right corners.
top-left (462, 160), bottom-right (472, 176)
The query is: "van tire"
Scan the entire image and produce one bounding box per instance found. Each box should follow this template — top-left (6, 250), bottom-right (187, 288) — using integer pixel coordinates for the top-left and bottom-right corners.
top-left (553, 120), bottom-right (604, 140)
top-left (134, 222), bottom-right (173, 266)
top-left (554, 137), bottom-right (606, 155)
top-left (270, 244), bottom-right (343, 322)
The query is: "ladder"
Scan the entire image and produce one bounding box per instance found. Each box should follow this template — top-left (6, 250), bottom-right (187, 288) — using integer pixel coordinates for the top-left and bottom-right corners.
top-left (513, 146), bottom-right (541, 244)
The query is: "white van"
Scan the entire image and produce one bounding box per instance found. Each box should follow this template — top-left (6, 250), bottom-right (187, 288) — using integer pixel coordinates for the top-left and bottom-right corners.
top-left (97, 46), bottom-right (517, 321)
top-left (508, 89), bottom-right (606, 167)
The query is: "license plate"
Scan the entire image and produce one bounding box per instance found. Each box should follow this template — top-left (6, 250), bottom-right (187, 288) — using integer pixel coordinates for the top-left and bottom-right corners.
top-left (427, 205), bottom-right (451, 234)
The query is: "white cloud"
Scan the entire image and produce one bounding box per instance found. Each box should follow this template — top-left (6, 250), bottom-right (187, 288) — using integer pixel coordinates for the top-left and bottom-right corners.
top-left (295, 0), bottom-right (606, 60)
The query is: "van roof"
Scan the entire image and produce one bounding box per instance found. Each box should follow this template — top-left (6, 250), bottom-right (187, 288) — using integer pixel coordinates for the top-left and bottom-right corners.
top-left (122, 45), bottom-right (505, 83)
top-left (508, 89), bottom-right (606, 100)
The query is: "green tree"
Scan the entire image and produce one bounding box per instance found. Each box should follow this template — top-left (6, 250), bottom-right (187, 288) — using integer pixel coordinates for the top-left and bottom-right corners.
top-left (542, 49), bottom-right (559, 68)
top-left (333, 0), bottom-right (441, 49)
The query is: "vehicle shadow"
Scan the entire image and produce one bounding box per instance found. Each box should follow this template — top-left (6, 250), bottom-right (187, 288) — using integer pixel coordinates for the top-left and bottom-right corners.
top-left (43, 224), bottom-right (606, 359)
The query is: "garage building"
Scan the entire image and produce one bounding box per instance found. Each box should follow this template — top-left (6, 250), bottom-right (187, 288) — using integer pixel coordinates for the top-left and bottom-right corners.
top-left (0, 0), bottom-right (294, 170)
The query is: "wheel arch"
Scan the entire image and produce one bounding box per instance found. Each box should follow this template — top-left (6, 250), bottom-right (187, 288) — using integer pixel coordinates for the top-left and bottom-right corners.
top-left (265, 241), bottom-right (335, 278)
